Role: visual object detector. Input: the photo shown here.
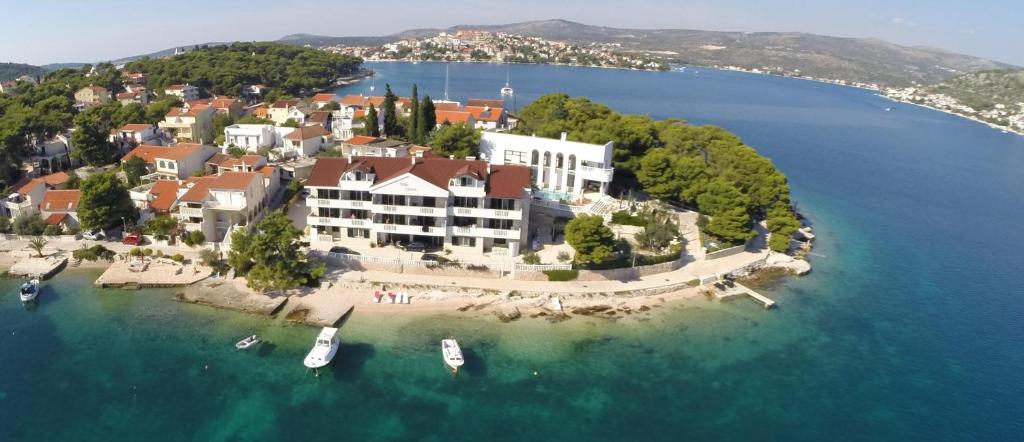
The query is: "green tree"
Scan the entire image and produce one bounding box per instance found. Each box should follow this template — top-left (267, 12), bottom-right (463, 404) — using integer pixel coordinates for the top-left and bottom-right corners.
top-left (766, 202), bottom-right (801, 252)
top-left (0, 216), bottom-right (10, 233)
top-left (143, 215), bottom-right (178, 238)
top-left (409, 83), bottom-right (419, 143)
top-left (364, 104), bottom-right (380, 137)
top-left (321, 101), bottom-right (340, 111)
top-left (564, 214), bottom-right (616, 265)
top-left (635, 221), bottom-right (678, 251)
top-left (696, 178), bottom-right (749, 217)
top-left (145, 97), bottom-right (182, 123)
top-left (12, 214), bottom-right (46, 235)
top-left (27, 236), bottom-right (48, 257)
top-left (112, 102), bottom-right (146, 128)
top-left (212, 113), bottom-right (235, 145)
top-left (236, 115), bottom-right (270, 124)
top-left (78, 172), bottom-right (138, 230)
top-left (430, 123), bottom-right (480, 159)
top-left (281, 118), bottom-right (300, 128)
top-left (122, 155), bottom-right (148, 187)
top-left (705, 207), bottom-right (755, 244)
top-left (71, 105), bottom-right (119, 166)
top-left (227, 211), bottom-right (324, 292)
top-left (382, 84), bottom-right (400, 137)
top-left (418, 95), bottom-right (436, 141)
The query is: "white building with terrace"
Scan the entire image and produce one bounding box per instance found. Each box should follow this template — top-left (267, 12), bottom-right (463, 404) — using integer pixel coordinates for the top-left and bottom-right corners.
top-left (478, 131), bottom-right (615, 203)
top-left (304, 156), bottom-right (533, 256)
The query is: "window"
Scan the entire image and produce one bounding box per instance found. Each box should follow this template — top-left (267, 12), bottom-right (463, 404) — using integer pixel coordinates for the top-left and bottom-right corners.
top-left (452, 236), bottom-right (476, 247)
top-left (504, 150), bottom-right (528, 165)
top-left (317, 188), bottom-right (340, 199)
top-left (453, 216), bottom-right (476, 227)
top-left (349, 191), bottom-right (371, 201)
top-left (486, 219), bottom-right (514, 230)
top-left (422, 196), bottom-right (436, 208)
top-left (347, 228), bottom-right (370, 238)
top-left (379, 194), bottom-right (406, 206)
top-left (487, 198), bottom-right (515, 210)
top-left (317, 207), bottom-right (340, 218)
top-left (452, 196), bottom-right (478, 208)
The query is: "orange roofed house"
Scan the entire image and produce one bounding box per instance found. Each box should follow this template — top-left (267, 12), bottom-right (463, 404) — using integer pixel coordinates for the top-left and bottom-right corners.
top-left (39, 189), bottom-right (82, 231)
top-left (175, 171), bottom-right (268, 243)
top-left (122, 144), bottom-right (218, 181)
top-left (305, 156), bottom-right (532, 256)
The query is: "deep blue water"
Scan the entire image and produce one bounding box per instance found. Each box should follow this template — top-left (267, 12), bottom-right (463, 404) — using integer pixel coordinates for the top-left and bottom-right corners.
top-left (2, 63), bottom-right (1023, 441)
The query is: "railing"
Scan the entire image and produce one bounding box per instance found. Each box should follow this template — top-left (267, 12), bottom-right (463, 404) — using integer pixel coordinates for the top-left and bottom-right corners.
top-left (179, 207), bottom-right (204, 218)
top-left (514, 263), bottom-right (573, 272)
top-left (371, 204), bottom-right (446, 217)
top-left (373, 223), bottom-right (446, 236)
top-left (451, 206), bottom-right (521, 219)
top-left (449, 226), bottom-right (520, 238)
top-left (579, 165), bottom-right (614, 182)
top-left (183, 222), bottom-right (203, 231)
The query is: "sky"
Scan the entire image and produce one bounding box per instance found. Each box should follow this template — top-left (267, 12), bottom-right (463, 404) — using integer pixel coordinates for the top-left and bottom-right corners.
top-left (1, 0), bottom-right (1021, 66)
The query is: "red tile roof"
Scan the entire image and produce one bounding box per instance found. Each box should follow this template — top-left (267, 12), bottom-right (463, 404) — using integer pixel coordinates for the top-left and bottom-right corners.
top-left (209, 171), bottom-right (259, 190)
top-left (117, 123), bottom-right (155, 133)
top-left (465, 106), bottom-right (505, 122)
top-left (258, 166), bottom-right (277, 177)
top-left (467, 99), bottom-right (505, 108)
top-left (149, 180), bottom-right (181, 212)
top-left (17, 178), bottom-right (45, 195)
top-left (166, 84), bottom-right (194, 91)
top-left (344, 135), bottom-right (381, 146)
top-left (340, 95), bottom-right (366, 106)
top-left (306, 157), bottom-right (530, 198)
top-left (179, 176), bottom-right (217, 203)
top-left (312, 93), bottom-right (337, 103)
top-left (44, 213), bottom-right (70, 226)
top-left (40, 189), bottom-right (81, 212)
top-left (122, 144), bottom-right (208, 163)
top-left (283, 125), bottom-right (329, 141)
top-left (435, 110), bottom-right (473, 124)
top-left (433, 102), bottom-right (462, 112)
top-left (270, 98), bottom-right (301, 109)
top-left (308, 111), bottom-right (331, 124)
top-left (41, 172), bottom-right (70, 187)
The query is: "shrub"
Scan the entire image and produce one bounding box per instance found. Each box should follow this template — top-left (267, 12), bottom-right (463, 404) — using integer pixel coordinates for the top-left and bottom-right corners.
top-left (466, 264), bottom-right (489, 272)
top-left (610, 210), bottom-right (645, 226)
top-left (544, 269), bottom-right (579, 281)
top-left (199, 248), bottom-right (219, 267)
top-left (521, 252), bottom-right (541, 265)
top-left (129, 247), bottom-right (144, 257)
top-left (143, 248), bottom-right (153, 256)
top-left (0, 216), bottom-right (11, 233)
top-left (182, 230), bottom-right (205, 247)
top-left (171, 254), bottom-right (185, 263)
top-left (13, 214), bottom-right (46, 235)
top-left (43, 225), bottom-right (63, 236)
top-left (556, 250), bottom-right (571, 263)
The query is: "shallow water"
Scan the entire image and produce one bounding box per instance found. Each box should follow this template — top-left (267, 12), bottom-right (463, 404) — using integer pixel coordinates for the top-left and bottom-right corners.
top-left (2, 63), bottom-right (1024, 440)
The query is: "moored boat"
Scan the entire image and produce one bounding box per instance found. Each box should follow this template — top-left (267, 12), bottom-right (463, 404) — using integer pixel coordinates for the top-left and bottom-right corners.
top-left (235, 335), bottom-right (260, 350)
top-left (19, 279), bottom-right (40, 303)
top-left (304, 327), bottom-right (340, 369)
top-left (441, 338), bottom-right (464, 373)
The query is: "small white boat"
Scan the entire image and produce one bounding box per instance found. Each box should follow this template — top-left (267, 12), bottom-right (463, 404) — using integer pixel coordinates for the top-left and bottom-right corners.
top-left (19, 279), bottom-right (39, 303)
top-left (304, 327), bottom-right (340, 369)
top-left (441, 338), bottom-right (464, 373)
top-left (235, 335), bottom-right (260, 350)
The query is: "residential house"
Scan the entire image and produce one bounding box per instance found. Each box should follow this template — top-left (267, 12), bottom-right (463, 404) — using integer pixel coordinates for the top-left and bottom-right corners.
top-left (332, 108), bottom-right (365, 141)
top-left (0, 80), bottom-right (19, 95)
top-left (478, 131), bottom-right (615, 199)
top-left (205, 154), bottom-right (267, 175)
top-left (341, 136), bottom-right (411, 157)
top-left (30, 135), bottom-right (72, 174)
top-left (308, 111), bottom-right (333, 132)
top-left (165, 84), bottom-right (200, 101)
top-left (117, 90), bottom-right (149, 106)
top-left (121, 71), bottom-right (146, 85)
top-left (2, 178), bottom-right (47, 219)
top-left (110, 123), bottom-right (163, 154)
top-left (39, 189), bottom-right (82, 231)
top-left (159, 105), bottom-right (214, 143)
top-left (176, 171), bottom-right (268, 243)
top-left (433, 101), bottom-right (462, 112)
top-left (74, 85), bottom-right (111, 108)
top-left (464, 105), bottom-right (508, 131)
top-left (312, 93), bottom-right (338, 109)
top-left (121, 144), bottom-right (218, 181)
top-left (268, 99), bottom-right (308, 125)
top-left (434, 110), bottom-right (476, 128)
top-left (467, 98), bottom-right (505, 108)
top-left (223, 124), bottom-right (276, 151)
top-left (208, 97), bottom-right (243, 118)
top-left (278, 125), bottom-right (330, 159)
top-left (241, 84), bottom-right (267, 101)
top-left (129, 179), bottom-right (182, 217)
top-left (305, 156), bottom-right (532, 256)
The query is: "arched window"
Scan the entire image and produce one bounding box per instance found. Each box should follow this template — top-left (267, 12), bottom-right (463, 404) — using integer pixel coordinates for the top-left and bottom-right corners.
top-left (531, 150), bottom-right (539, 166)
top-left (543, 151), bottom-right (551, 167)
top-left (567, 154), bottom-right (576, 171)
top-left (555, 153), bottom-right (564, 169)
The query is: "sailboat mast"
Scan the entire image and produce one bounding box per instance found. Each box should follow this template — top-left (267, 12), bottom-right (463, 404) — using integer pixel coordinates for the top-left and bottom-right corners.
top-left (444, 63), bottom-right (450, 102)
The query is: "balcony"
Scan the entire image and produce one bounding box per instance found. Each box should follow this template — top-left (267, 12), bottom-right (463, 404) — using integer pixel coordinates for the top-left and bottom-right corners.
top-left (306, 197), bottom-right (345, 209)
top-left (307, 215), bottom-right (369, 228)
top-left (371, 204), bottom-right (446, 217)
top-left (373, 223), bottom-right (446, 236)
top-left (578, 165), bottom-right (615, 182)
top-left (183, 222), bottom-right (203, 232)
top-left (338, 180), bottom-right (373, 191)
top-left (450, 206), bottom-right (521, 220)
top-left (450, 226), bottom-right (521, 239)
top-left (179, 207), bottom-right (204, 218)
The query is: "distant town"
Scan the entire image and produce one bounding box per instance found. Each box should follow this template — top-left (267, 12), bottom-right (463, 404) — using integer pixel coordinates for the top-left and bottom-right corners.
top-left (883, 86), bottom-right (1024, 134)
top-left (321, 31), bottom-right (670, 71)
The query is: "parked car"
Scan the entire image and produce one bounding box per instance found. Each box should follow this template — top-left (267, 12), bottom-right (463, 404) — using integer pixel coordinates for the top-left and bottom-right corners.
top-left (82, 229), bottom-right (104, 241)
top-left (328, 246), bottom-right (358, 255)
top-left (399, 241), bottom-right (427, 252)
top-left (421, 253), bottom-right (440, 262)
top-left (122, 232), bottom-right (143, 246)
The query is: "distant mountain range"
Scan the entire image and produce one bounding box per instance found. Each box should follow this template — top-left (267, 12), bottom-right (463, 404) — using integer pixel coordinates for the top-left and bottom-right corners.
top-left (279, 19), bottom-right (1018, 87)
top-left (3, 19), bottom-right (1018, 89)
top-left (0, 62), bottom-right (49, 82)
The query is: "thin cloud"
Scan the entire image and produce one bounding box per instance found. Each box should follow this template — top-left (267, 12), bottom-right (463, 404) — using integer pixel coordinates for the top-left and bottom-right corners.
top-left (890, 17), bottom-right (919, 27)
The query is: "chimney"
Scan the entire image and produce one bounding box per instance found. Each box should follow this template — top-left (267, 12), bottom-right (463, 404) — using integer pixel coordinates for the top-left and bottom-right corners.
top-left (560, 132), bottom-right (568, 141)
top-left (449, 155), bottom-right (455, 160)
top-left (486, 163), bottom-right (491, 174)
top-left (410, 155), bottom-right (416, 165)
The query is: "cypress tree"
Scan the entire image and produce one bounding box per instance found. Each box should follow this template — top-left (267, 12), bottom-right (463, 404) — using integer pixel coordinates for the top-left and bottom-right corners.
top-left (382, 83), bottom-right (399, 137)
top-left (364, 104), bottom-right (380, 137)
top-left (409, 83), bottom-right (419, 143)
top-left (419, 95), bottom-right (436, 141)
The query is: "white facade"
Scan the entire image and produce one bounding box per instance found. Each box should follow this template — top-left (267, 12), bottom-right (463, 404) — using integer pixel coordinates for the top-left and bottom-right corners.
top-left (478, 132), bottom-right (614, 200)
top-left (165, 84), bottom-right (200, 101)
top-left (224, 124), bottom-right (276, 151)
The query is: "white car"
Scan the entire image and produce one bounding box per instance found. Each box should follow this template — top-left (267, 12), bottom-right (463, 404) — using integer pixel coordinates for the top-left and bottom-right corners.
top-left (82, 229), bottom-right (104, 241)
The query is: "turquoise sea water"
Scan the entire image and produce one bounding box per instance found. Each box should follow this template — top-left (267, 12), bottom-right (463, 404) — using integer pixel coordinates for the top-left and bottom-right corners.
top-left (3, 63), bottom-right (1024, 441)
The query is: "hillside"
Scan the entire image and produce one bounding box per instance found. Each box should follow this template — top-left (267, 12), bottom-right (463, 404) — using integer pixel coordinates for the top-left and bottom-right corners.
top-left (0, 62), bottom-right (48, 82)
top-left (281, 19), bottom-right (1016, 87)
top-left (925, 69), bottom-right (1024, 111)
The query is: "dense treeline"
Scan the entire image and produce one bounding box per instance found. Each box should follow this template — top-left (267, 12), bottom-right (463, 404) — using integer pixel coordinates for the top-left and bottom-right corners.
top-left (515, 93), bottom-right (801, 251)
top-left (0, 63), bottom-right (48, 82)
top-left (125, 42), bottom-right (362, 98)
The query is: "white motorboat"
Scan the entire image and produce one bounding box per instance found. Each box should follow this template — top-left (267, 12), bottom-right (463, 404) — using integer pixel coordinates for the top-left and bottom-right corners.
top-left (500, 67), bottom-right (514, 96)
top-left (235, 335), bottom-right (260, 350)
top-left (304, 327), bottom-right (340, 369)
top-left (441, 338), bottom-right (464, 372)
top-left (19, 279), bottom-right (39, 303)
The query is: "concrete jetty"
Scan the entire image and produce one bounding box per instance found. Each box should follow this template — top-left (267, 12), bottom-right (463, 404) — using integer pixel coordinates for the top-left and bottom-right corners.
top-left (95, 259), bottom-right (212, 288)
top-left (712, 281), bottom-right (777, 309)
top-left (9, 255), bottom-right (68, 279)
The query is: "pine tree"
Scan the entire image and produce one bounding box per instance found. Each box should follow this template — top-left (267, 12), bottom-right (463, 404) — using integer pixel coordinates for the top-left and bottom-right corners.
top-left (364, 104), bottom-right (380, 137)
top-left (409, 83), bottom-right (419, 143)
top-left (382, 83), bottom-right (399, 137)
